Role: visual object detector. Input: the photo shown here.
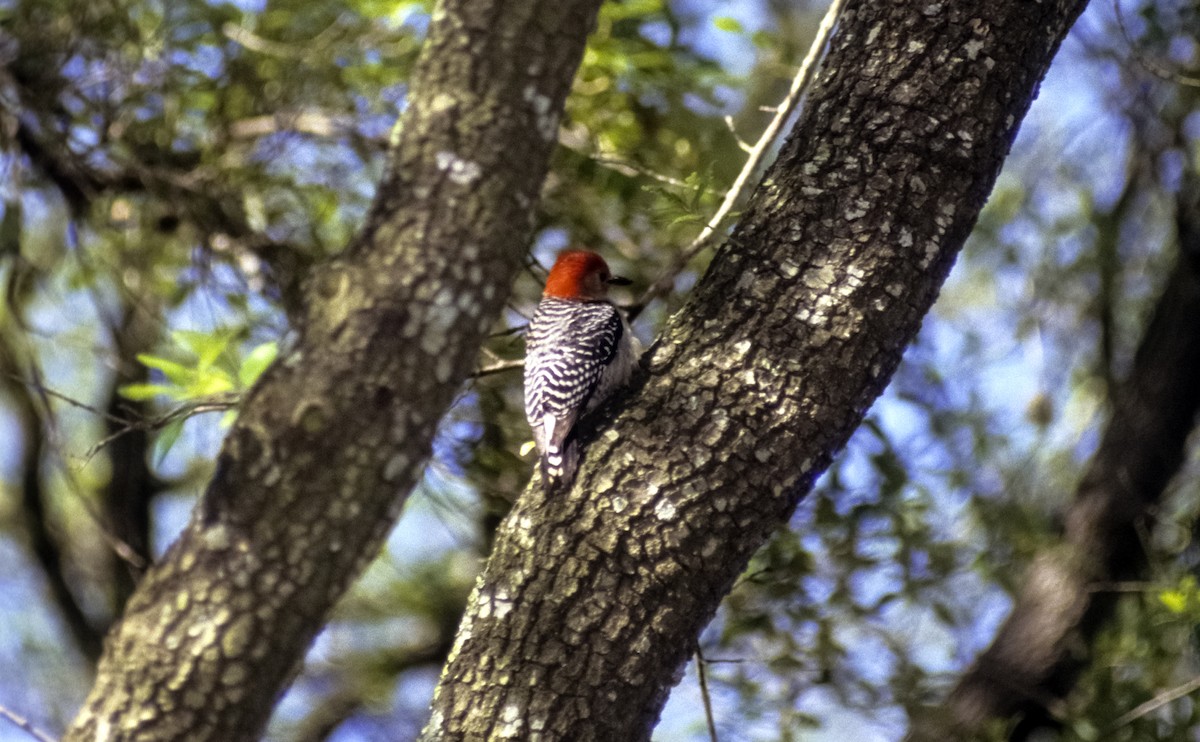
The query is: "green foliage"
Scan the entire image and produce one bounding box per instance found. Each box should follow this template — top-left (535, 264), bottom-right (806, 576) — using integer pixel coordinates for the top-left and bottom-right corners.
top-left (712, 16), bottom-right (746, 34)
top-left (543, 0), bottom-right (742, 264)
top-left (2, 0), bottom-right (794, 734)
top-left (120, 331), bottom-right (277, 403)
top-left (118, 330), bottom-right (277, 461)
top-left (3, 0), bottom-right (1200, 739)
top-left (1159, 575), bottom-right (1200, 617)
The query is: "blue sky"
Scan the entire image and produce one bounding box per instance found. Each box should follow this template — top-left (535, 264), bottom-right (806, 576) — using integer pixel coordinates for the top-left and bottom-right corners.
top-left (0, 0), bottom-right (1151, 740)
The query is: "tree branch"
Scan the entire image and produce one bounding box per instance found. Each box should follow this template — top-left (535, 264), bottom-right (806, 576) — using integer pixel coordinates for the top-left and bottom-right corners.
top-left (629, 0), bottom-right (848, 321)
top-left (99, 302), bottom-right (167, 609)
top-left (1109, 675), bottom-right (1200, 731)
top-left (909, 176), bottom-right (1200, 741)
top-left (63, 0), bottom-right (606, 739)
top-left (4, 69), bottom-right (314, 315)
top-left (0, 703), bottom-right (57, 742)
top-left (424, 0), bottom-right (1090, 738)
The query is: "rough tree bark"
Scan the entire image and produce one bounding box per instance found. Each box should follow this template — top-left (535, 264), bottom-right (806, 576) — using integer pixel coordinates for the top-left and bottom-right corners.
top-left (63, 0), bottom-right (604, 739)
top-left (423, 0), bottom-right (1090, 739)
top-left (907, 187), bottom-right (1200, 741)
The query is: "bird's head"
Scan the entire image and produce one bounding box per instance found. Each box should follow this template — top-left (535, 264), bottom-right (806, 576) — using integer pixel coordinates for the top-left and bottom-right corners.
top-left (542, 249), bottom-right (631, 301)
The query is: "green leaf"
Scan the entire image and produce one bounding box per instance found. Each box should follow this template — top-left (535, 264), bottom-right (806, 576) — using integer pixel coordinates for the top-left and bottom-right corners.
top-left (1160, 589), bottom-right (1187, 614)
top-left (238, 341), bottom-right (278, 387)
top-left (154, 418), bottom-right (185, 465)
top-left (713, 16), bottom-right (743, 34)
top-left (750, 29), bottom-right (775, 49)
top-left (188, 372), bottom-right (235, 397)
top-left (136, 353), bottom-right (193, 385)
top-left (118, 382), bottom-right (176, 401)
top-left (172, 329), bottom-right (233, 371)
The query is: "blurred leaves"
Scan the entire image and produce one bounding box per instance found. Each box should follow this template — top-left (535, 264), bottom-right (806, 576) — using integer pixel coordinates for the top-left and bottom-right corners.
top-left (120, 331), bottom-right (276, 403)
top-left (3, 0), bottom-right (1200, 739)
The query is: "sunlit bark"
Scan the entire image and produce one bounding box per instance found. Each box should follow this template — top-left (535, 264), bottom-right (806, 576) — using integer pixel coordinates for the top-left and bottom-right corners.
top-left (424, 0), bottom-right (1090, 738)
top-left (63, 0), bottom-right (603, 739)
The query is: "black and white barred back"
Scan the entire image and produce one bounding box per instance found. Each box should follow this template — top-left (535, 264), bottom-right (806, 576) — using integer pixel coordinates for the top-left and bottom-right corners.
top-left (524, 297), bottom-right (636, 485)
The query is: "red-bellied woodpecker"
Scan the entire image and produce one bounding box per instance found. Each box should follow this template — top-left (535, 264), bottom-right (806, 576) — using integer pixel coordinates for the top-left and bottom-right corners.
top-left (524, 249), bottom-right (640, 486)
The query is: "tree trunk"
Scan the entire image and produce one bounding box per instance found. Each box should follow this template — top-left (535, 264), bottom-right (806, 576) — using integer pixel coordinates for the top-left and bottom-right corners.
top-left (423, 0), bottom-right (1090, 739)
top-left (907, 185), bottom-right (1200, 741)
top-left (63, 0), bottom-right (603, 739)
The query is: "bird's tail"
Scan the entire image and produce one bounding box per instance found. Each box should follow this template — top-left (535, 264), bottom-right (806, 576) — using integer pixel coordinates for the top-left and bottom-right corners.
top-left (541, 439), bottom-right (578, 488)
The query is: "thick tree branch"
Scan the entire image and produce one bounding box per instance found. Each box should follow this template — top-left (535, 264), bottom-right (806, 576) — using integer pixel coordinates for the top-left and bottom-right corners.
top-left (62, 0), bottom-right (604, 739)
top-left (908, 183), bottom-right (1200, 740)
top-left (424, 0), bottom-right (1090, 738)
top-left (100, 301), bottom-right (166, 611)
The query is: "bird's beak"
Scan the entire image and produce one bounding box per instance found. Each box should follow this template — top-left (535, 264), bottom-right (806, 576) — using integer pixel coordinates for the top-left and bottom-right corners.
top-left (607, 275), bottom-right (632, 286)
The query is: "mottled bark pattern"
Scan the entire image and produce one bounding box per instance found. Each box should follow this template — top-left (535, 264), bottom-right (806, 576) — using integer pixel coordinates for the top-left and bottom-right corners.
top-left (64, 0), bottom-right (602, 739)
top-left (426, 0), bottom-right (1089, 739)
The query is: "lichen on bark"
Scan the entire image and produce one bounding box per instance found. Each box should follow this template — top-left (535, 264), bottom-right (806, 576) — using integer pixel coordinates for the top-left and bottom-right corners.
top-left (424, 0), bottom-right (1091, 739)
top-left (63, 0), bottom-right (605, 740)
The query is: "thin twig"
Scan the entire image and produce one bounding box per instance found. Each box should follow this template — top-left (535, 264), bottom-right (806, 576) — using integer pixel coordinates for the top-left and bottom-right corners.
top-left (5, 346), bottom-right (150, 571)
top-left (471, 359), bottom-right (524, 378)
top-left (221, 22), bottom-right (337, 60)
top-left (629, 0), bottom-right (849, 320)
top-left (0, 703), bottom-right (57, 742)
top-left (574, 148), bottom-right (697, 190)
top-left (10, 371), bottom-right (238, 463)
top-left (488, 322), bottom-right (528, 339)
top-left (9, 372), bottom-right (132, 427)
top-left (696, 647), bottom-right (719, 742)
top-left (723, 116), bottom-right (753, 153)
top-left (228, 112), bottom-right (356, 140)
top-left (81, 395), bottom-right (240, 464)
top-left (1110, 675), bottom-right (1200, 730)
top-left (22, 372), bottom-right (155, 570)
top-left (13, 367), bottom-right (228, 570)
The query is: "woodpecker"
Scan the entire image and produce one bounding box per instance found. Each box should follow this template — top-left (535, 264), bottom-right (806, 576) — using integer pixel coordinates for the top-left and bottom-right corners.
top-left (524, 249), bottom-right (640, 486)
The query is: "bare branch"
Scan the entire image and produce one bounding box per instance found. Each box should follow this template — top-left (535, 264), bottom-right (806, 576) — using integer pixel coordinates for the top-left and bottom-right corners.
top-left (696, 648), bottom-right (719, 742)
top-left (7, 372), bottom-right (132, 426)
top-left (629, 0), bottom-right (850, 320)
top-left (80, 395), bottom-right (240, 464)
top-left (0, 703), bottom-right (57, 742)
top-left (6, 371), bottom-right (238, 464)
top-left (1110, 676), bottom-right (1200, 731)
top-left (723, 116), bottom-right (753, 153)
top-left (227, 113), bottom-right (363, 141)
top-left (555, 136), bottom-right (696, 191)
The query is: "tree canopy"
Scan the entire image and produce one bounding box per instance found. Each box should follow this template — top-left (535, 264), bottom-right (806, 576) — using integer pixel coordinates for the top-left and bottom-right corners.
top-left (1, 0), bottom-right (1199, 740)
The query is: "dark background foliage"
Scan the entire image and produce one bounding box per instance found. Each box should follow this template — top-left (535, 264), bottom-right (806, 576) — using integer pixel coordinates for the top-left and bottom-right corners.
top-left (1, 0), bottom-right (1198, 738)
